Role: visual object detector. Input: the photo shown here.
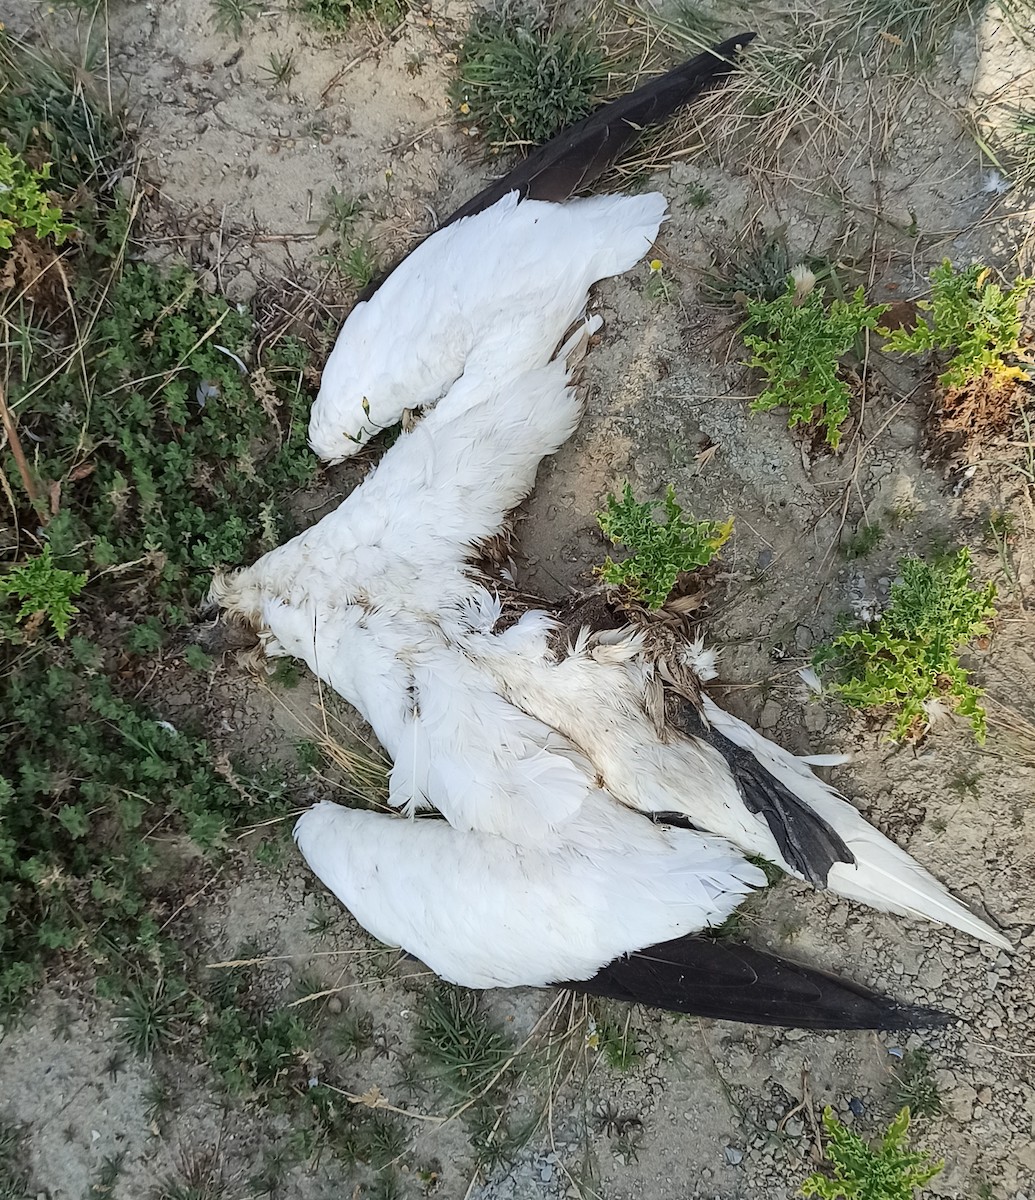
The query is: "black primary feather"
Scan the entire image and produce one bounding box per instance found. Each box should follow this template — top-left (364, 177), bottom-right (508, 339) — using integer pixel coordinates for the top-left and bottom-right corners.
top-left (358, 33), bottom-right (755, 301)
top-left (565, 935), bottom-right (953, 1030)
top-left (442, 32), bottom-right (757, 226)
top-left (665, 696), bottom-right (855, 889)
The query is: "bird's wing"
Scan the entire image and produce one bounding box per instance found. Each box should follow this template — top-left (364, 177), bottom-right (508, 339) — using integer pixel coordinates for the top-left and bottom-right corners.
top-left (359, 33), bottom-right (755, 295)
top-left (568, 933), bottom-right (952, 1030)
top-left (294, 800), bottom-right (761, 992)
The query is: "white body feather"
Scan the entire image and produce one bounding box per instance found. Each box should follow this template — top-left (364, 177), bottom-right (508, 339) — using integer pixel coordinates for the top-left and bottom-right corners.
top-left (307, 190), bottom-right (667, 461)
top-left (294, 801), bottom-right (762, 989)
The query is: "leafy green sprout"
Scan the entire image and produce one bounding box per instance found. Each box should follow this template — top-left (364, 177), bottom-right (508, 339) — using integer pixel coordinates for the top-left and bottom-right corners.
top-left (645, 258), bottom-right (675, 304)
top-left (0, 544), bottom-right (87, 639)
top-left (880, 260), bottom-right (1033, 392)
top-left (596, 483), bottom-right (733, 610)
top-left (814, 548), bottom-right (997, 742)
top-left (0, 144), bottom-right (75, 249)
top-left (744, 275), bottom-right (890, 449)
top-left (801, 1106), bottom-right (943, 1199)
top-left (210, 0), bottom-right (261, 39)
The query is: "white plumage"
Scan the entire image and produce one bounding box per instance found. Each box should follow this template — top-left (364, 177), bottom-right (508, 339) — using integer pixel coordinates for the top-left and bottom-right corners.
top-left (294, 801), bottom-right (761, 989)
top-left (307, 190), bottom-right (666, 462)
top-left (210, 189), bottom-right (1007, 1015)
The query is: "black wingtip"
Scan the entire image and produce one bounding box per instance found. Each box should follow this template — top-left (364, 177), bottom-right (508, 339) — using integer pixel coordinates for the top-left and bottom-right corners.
top-left (565, 936), bottom-right (955, 1031)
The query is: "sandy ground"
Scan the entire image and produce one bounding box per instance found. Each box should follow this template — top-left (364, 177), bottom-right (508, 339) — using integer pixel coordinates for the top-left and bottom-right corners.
top-left (2, 0), bottom-right (1035, 1197)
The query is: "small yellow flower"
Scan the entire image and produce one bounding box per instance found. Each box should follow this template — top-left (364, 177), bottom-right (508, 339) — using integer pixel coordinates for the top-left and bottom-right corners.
top-left (458, 101), bottom-right (470, 115)
top-left (649, 259), bottom-right (663, 273)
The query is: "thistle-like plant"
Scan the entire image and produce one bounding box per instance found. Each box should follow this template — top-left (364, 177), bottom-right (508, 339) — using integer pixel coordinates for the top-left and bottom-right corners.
top-left (814, 548), bottom-right (997, 742)
top-left (744, 277), bottom-right (889, 449)
top-left (801, 1106), bottom-right (943, 1199)
top-left (597, 483), bottom-right (733, 610)
top-left (880, 259), bottom-right (1033, 392)
top-left (0, 544), bottom-right (87, 639)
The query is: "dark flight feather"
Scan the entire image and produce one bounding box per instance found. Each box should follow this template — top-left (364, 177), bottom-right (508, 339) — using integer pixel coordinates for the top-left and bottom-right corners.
top-left (665, 696), bottom-right (855, 889)
top-left (566, 935), bottom-right (953, 1030)
top-left (358, 32), bottom-right (755, 301)
top-left (442, 32), bottom-right (756, 226)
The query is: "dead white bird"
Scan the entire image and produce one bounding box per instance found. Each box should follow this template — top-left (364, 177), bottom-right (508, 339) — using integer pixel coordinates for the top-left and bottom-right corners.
top-left (307, 192), bottom-right (666, 462)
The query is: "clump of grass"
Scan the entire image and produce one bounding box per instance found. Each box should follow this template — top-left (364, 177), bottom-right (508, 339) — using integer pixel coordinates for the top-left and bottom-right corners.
top-left (840, 521), bottom-right (884, 560)
top-left (117, 978), bottom-right (190, 1059)
top-left (744, 273), bottom-right (889, 449)
top-left (840, 0), bottom-right (984, 68)
top-left (413, 985), bottom-right (515, 1104)
top-left (0, 1120), bottom-right (35, 1200)
top-left (891, 1049), bottom-right (943, 1120)
top-left (210, 0), bottom-right (261, 39)
top-left (300, 0), bottom-right (403, 31)
top-left (0, 545), bottom-right (87, 640)
top-left (596, 482), bottom-right (733, 610)
top-left (801, 1106), bottom-right (943, 1198)
top-left (881, 261), bottom-right (1033, 443)
top-left (814, 548), bottom-right (997, 742)
top-left (450, 2), bottom-right (607, 151)
top-left (587, 1004), bottom-right (638, 1071)
top-left (259, 50), bottom-right (297, 89)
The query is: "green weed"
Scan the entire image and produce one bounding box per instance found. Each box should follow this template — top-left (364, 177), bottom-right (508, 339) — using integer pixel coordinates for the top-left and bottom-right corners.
top-left (596, 483), bottom-right (733, 609)
top-left (840, 521), bottom-right (884, 561)
top-left (880, 260), bottom-right (1032, 393)
top-left (744, 276), bottom-right (889, 449)
top-left (117, 978), bottom-right (190, 1059)
top-left (413, 985), bottom-right (515, 1104)
top-left (891, 1049), bottom-right (942, 1120)
top-left (259, 51), bottom-right (297, 89)
top-left (645, 258), bottom-right (675, 304)
top-left (814, 548), bottom-right (997, 742)
top-left (450, 3), bottom-right (607, 150)
top-left (0, 143), bottom-right (75, 249)
top-left (588, 1004), bottom-right (638, 1071)
top-left (333, 1007), bottom-right (375, 1059)
top-left (683, 182), bottom-right (712, 209)
top-left (210, 0), bottom-right (261, 39)
top-left (0, 659), bottom-right (287, 1009)
top-left (205, 991), bottom-right (312, 1099)
top-left (0, 544), bottom-right (87, 640)
top-left (300, 0), bottom-right (403, 32)
top-left (801, 1106), bottom-right (943, 1198)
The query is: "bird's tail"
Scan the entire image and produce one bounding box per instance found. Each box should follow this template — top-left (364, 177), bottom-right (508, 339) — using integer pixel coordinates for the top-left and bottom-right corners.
top-left (569, 934), bottom-right (953, 1030)
top-left (701, 697), bottom-right (1013, 952)
top-left (444, 33), bottom-right (756, 224)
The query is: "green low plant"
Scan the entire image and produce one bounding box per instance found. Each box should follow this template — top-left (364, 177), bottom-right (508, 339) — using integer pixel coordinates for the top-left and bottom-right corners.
top-left (300, 0), bottom-right (403, 32)
top-left (0, 144), bottom-right (75, 249)
top-left (891, 1049), bottom-right (943, 1120)
top-left (12, 261), bottom-right (315, 607)
top-left (880, 259), bottom-right (1033, 392)
top-left (744, 276), bottom-right (889, 449)
top-left (413, 985), bottom-right (515, 1104)
top-left (0, 544), bottom-right (87, 639)
top-left (450, 4), bottom-right (607, 150)
top-left (596, 483), bottom-right (733, 609)
top-left (0, 657), bottom-right (287, 1010)
top-left (801, 1106), bottom-right (943, 1198)
top-left (814, 548), bottom-right (997, 742)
